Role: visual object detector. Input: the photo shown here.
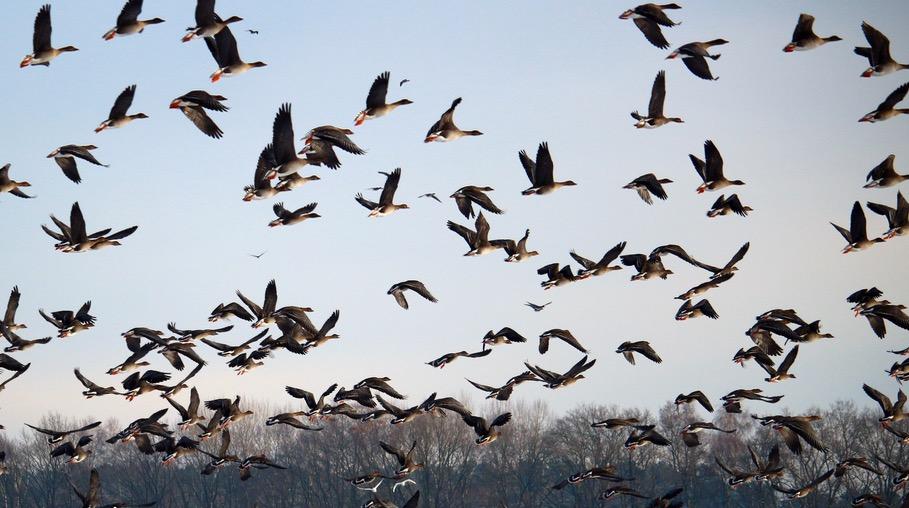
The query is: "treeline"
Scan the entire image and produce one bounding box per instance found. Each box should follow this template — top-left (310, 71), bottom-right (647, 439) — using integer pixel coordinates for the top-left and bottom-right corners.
top-left (0, 398), bottom-right (903, 507)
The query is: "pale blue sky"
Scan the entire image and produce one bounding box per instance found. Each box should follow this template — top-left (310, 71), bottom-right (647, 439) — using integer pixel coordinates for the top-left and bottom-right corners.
top-left (1, 1), bottom-right (908, 429)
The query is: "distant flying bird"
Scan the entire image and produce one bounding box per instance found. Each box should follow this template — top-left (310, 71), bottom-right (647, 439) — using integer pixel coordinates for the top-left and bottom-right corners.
top-left (667, 39), bottom-right (729, 80)
top-left (867, 190), bottom-right (908, 239)
top-left (2, 287), bottom-right (25, 332)
top-left (301, 125), bottom-right (365, 157)
top-left (525, 302), bottom-right (551, 312)
top-left (689, 140), bottom-right (745, 193)
top-left (450, 186), bottom-right (503, 218)
top-left (759, 346), bottom-right (799, 383)
top-left (42, 202), bottom-right (136, 253)
top-left (680, 422), bottom-right (735, 447)
top-left (772, 469), bottom-right (834, 500)
top-left (170, 90), bottom-right (228, 139)
top-left (783, 14), bottom-right (841, 53)
top-left (355, 168), bottom-right (409, 217)
top-left (482, 327), bottom-right (528, 347)
top-left (538, 329), bottom-right (587, 354)
top-left (95, 85), bottom-right (149, 133)
top-left (0, 164), bottom-right (34, 199)
top-left (855, 22), bottom-right (908, 77)
top-left (618, 3), bottom-right (681, 50)
top-left (707, 194), bottom-right (752, 217)
top-left (624, 173), bottom-right (672, 204)
top-left (676, 273), bottom-right (734, 300)
top-left (103, 0), bottom-right (166, 41)
top-left (864, 154), bottom-right (908, 188)
top-left (247, 29), bottom-right (259, 35)
top-left (268, 202), bottom-right (320, 227)
top-left (182, 1), bottom-right (242, 42)
top-left (462, 413), bottom-right (512, 445)
top-left (519, 142), bottom-right (577, 196)
top-left (674, 391), bottom-right (714, 412)
top-left (616, 341), bottom-right (662, 365)
top-left (524, 355), bottom-right (596, 389)
top-left (20, 5), bottom-right (78, 68)
top-left (0, 323), bottom-right (50, 353)
top-left (447, 212), bottom-right (510, 256)
top-left (502, 229), bottom-right (539, 263)
top-left (537, 263), bottom-right (582, 289)
top-left (205, 26), bottom-right (266, 82)
top-left (831, 201), bottom-right (884, 253)
top-left (631, 71), bottom-right (683, 128)
top-left (249, 251), bottom-right (266, 259)
top-left (47, 145), bottom-right (108, 185)
top-left (859, 82), bottom-right (909, 123)
top-left (388, 280), bottom-right (437, 310)
top-left (426, 349), bottom-right (490, 369)
top-left (571, 241), bottom-right (626, 278)
top-left (418, 193), bottom-right (441, 203)
top-left (675, 299), bottom-right (719, 320)
top-left (424, 97), bottom-right (483, 143)
top-left (355, 71), bottom-right (413, 126)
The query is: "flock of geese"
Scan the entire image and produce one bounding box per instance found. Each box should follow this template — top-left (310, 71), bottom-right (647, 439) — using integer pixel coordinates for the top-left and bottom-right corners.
top-left (1, 1), bottom-right (908, 507)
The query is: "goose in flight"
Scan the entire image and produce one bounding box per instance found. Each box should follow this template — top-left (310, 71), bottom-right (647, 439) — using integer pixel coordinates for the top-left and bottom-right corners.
top-left (387, 280), bottom-right (437, 310)
top-left (424, 97), bottom-right (483, 143)
top-left (20, 5), bottom-right (78, 68)
top-left (354, 71), bottom-right (413, 126)
top-left (355, 168), bottom-right (409, 217)
top-left (783, 14), bottom-right (841, 53)
top-left (519, 142), bottom-right (577, 196)
top-left (631, 70), bottom-right (683, 128)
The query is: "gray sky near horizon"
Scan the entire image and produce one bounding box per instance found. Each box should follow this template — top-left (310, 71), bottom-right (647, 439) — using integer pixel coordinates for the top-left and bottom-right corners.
top-left (1, 0), bottom-right (908, 433)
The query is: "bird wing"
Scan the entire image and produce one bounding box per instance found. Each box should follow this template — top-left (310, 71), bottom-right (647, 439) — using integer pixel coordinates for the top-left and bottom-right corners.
top-left (682, 55), bottom-right (716, 80)
top-left (518, 150), bottom-right (536, 185)
top-left (4, 287), bottom-right (20, 326)
top-left (792, 14), bottom-right (816, 42)
top-left (181, 106), bottom-right (222, 139)
top-left (33, 5), bottom-right (52, 53)
top-left (880, 82), bottom-right (909, 111)
top-left (379, 440), bottom-right (407, 465)
top-left (379, 168), bottom-right (401, 205)
top-left (236, 290), bottom-right (263, 319)
top-left (534, 142), bottom-right (554, 186)
top-left (402, 280), bottom-right (436, 302)
top-left (778, 345), bottom-right (799, 374)
top-left (849, 201), bottom-right (868, 242)
top-left (117, 0), bottom-right (143, 26)
top-left (55, 157), bottom-right (82, 184)
top-left (428, 97), bottom-right (461, 136)
top-left (68, 202), bottom-right (87, 244)
top-left (598, 241), bottom-right (627, 266)
top-left (271, 103), bottom-right (297, 165)
top-left (109, 85), bottom-right (136, 120)
top-left (648, 70), bottom-right (667, 117)
top-left (862, 22), bottom-right (892, 65)
top-left (703, 140), bottom-right (725, 182)
top-left (366, 72), bottom-right (390, 109)
top-left (633, 18), bottom-right (669, 50)
top-left (569, 251), bottom-right (596, 270)
top-left (262, 279), bottom-right (277, 316)
top-left (355, 193), bottom-right (379, 211)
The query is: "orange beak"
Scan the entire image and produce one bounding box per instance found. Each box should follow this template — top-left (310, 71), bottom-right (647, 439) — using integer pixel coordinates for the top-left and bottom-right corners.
top-left (19, 56), bottom-right (32, 68)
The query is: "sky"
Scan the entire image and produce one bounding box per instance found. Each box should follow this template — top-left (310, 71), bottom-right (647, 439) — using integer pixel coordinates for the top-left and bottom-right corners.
top-left (0, 1), bottom-right (908, 432)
